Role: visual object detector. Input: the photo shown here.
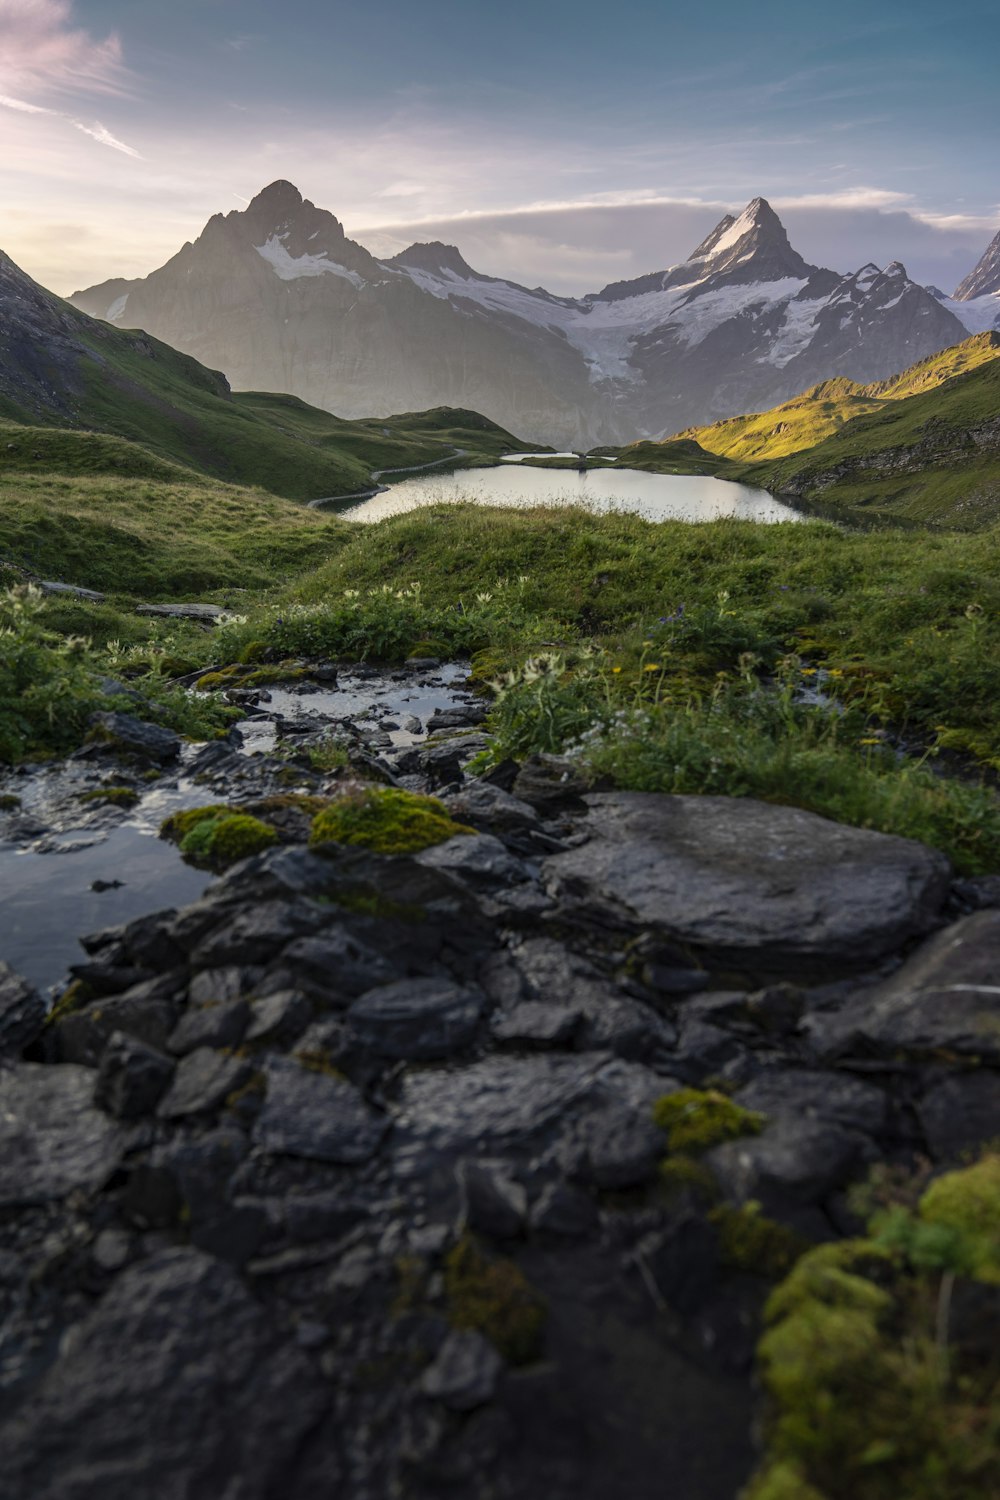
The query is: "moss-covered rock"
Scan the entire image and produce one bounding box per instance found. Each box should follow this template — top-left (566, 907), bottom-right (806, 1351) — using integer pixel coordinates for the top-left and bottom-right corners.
top-left (652, 1087), bottom-right (765, 1154)
top-left (709, 1201), bottom-right (807, 1279)
top-left (78, 786), bottom-right (139, 808)
top-left (443, 1234), bottom-right (546, 1365)
top-left (310, 787), bottom-right (473, 855)
top-left (160, 803), bottom-right (278, 868)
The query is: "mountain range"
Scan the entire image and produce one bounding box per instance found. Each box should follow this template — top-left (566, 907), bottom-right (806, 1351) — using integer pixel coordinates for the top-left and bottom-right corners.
top-left (69, 183), bottom-right (1000, 448)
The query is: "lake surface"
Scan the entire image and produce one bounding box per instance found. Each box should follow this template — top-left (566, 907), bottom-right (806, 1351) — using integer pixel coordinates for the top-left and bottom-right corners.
top-left (341, 463), bottom-right (804, 524)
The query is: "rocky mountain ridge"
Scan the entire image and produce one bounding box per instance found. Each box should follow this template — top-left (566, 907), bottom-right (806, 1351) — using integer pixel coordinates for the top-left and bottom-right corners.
top-left (69, 184), bottom-right (994, 448)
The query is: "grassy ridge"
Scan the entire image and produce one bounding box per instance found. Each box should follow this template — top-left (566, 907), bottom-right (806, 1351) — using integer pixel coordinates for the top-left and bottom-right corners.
top-left (608, 335), bottom-right (1000, 524)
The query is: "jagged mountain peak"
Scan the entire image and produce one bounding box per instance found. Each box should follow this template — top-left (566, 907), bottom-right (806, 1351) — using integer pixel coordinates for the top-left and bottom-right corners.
top-left (388, 242), bottom-right (483, 281)
top-left (954, 226), bottom-right (1000, 301)
top-left (247, 180), bottom-right (304, 215)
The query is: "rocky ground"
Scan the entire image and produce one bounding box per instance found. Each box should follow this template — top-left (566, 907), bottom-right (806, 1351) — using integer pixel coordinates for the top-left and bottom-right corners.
top-left (1, 659), bottom-right (999, 1499)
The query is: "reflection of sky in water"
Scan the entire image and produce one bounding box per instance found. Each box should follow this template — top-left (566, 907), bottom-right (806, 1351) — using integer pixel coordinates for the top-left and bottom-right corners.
top-left (343, 465), bottom-right (806, 524)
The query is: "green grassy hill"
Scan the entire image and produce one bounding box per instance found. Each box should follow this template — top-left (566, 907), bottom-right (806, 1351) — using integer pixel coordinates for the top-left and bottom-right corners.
top-left (0, 248), bottom-right (533, 503)
top-left (605, 334), bottom-right (1000, 525)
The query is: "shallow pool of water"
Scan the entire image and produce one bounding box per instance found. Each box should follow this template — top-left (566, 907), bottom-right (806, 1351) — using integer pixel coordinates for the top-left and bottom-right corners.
top-left (340, 464), bottom-right (804, 524)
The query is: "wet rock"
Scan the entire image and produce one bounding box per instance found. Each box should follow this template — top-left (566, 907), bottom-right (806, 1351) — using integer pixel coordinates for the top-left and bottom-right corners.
top-left (157, 1047), bottom-right (253, 1118)
top-left (51, 987), bottom-right (179, 1066)
top-left (421, 1329), bottom-right (503, 1411)
top-left (39, 580), bottom-right (105, 602)
top-left (426, 705), bottom-right (487, 733)
top-left (511, 754), bottom-right (590, 814)
top-left (0, 1064), bottom-right (127, 1206)
top-left (189, 900), bottom-right (327, 969)
top-left (917, 1072), bottom-right (1000, 1161)
top-left (491, 1001), bottom-right (582, 1048)
top-left (283, 1191), bottom-right (369, 1244)
top-left (1, 1249), bottom-right (324, 1500)
top-left (91, 1227), bottom-right (132, 1272)
top-left (189, 965), bottom-right (264, 1005)
top-left (745, 983), bottom-right (804, 1035)
top-left (156, 1127), bottom-right (249, 1220)
top-left (0, 963), bottom-right (45, 1056)
top-left (708, 1117), bottom-right (862, 1211)
top-left (570, 1101), bottom-right (666, 1190)
top-left (88, 711), bottom-right (181, 764)
top-left (416, 832), bottom-right (531, 888)
top-left (442, 781), bottom-right (538, 833)
top-left (529, 1182), bottom-right (599, 1238)
top-left (806, 910), bottom-right (1000, 1063)
top-left (254, 1055), bottom-right (390, 1164)
top-left (245, 989), bottom-right (312, 1046)
top-left (94, 1031), bottom-right (175, 1118)
top-left (280, 929), bottom-right (401, 1003)
top-left (733, 1069), bottom-right (890, 1139)
top-left (399, 1055), bottom-right (598, 1153)
top-left (347, 977), bottom-right (486, 1060)
top-left (457, 1159), bottom-right (528, 1238)
top-left (545, 792), bottom-right (950, 976)
top-left (167, 1000), bottom-right (250, 1056)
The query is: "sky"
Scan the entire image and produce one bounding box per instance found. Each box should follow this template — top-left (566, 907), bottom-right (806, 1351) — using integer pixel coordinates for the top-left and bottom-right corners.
top-left (1, 0), bottom-right (998, 296)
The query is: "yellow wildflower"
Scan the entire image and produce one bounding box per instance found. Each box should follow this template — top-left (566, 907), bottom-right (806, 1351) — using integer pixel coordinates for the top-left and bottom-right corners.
top-left (644, 663), bottom-right (661, 672)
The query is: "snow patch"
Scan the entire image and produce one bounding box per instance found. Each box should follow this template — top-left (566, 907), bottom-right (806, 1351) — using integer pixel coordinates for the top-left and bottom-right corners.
top-left (941, 293), bottom-right (1000, 335)
top-left (255, 236), bottom-right (367, 287)
top-left (107, 293), bottom-right (129, 323)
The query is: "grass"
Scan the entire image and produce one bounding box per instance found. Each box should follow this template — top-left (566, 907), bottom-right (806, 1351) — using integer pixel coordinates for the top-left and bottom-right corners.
top-left (602, 335), bottom-right (1000, 526)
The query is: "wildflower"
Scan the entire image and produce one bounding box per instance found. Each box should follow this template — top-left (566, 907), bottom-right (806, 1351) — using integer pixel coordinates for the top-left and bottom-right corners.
top-left (966, 603), bottom-right (984, 619)
top-left (343, 589), bottom-right (360, 599)
top-left (642, 640), bottom-right (654, 648)
top-left (476, 592), bottom-right (493, 604)
top-left (858, 737), bottom-right (882, 746)
top-left (612, 666), bottom-right (622, 674)
top-left (801, 667), bottom-right (818, 676)
top-left (827, 668), bottom-right (844, 678)
top-left (643, 663), bottom-right (661, 672)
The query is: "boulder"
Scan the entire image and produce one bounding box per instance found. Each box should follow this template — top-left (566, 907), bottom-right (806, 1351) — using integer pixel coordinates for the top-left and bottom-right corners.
top-left (0, 1064), bottom-right (127, 1205)
top-left (0, 963), bottom-right (45, 1057)
top-left (88, 712), bottom-right (181, 764)
top-left (420, 1329), bottom-right (503, 1411)
top-left (254, 1055), bottom-right (389, 1164)
top-left (347, 977), bottom-right (486, 1060)
top-left (94, 1031), bottom-right (175, 1118)
top-left (1, 1249), bottom-right (324, 1499)
top-left (545, 792), bottom-right (950, 975)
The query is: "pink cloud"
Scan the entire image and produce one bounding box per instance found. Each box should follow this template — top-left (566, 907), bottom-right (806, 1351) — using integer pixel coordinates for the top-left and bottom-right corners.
top-left (0, 0), bottom-right (127, 99)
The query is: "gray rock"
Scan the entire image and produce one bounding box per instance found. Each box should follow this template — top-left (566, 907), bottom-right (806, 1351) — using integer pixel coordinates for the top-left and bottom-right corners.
top-left (0, 963), bottom-right (45, 1056)
top-left (137, 601), bottom-right (228, 620)
top-left (420, 1329), bottom-right (504, 1411)
top-left (254, 1055), bottom-right (389, 1164)
top-left (347, 977), bottom-right (485, 1060)
top-left (442, 781), bottom-right (538, 832)
top-left (416, 832), bottom-right (530, 887)
top-left (399, 1055), bottom-right (599, 1152)
top-left (511, 755), bottom-right (590, 814)
top-left (1, 1249), bottom-right (324, 1500)
top-left (733, 1069), bottom-right (890, 1139)
top-left (189, 965), bottom-right (264, 1005)
top-left (189, 900), bottom-right (326, 968)
top-left (280, 929), bottom-right (400, 1002)
top-left (545, 792), bottom-right (950, 975)
top-left (39, 580), bottom-right (105, 602)
top-left (570, 1101), bottom-right (666, 1189)
top-left (491, 1001), bottom-right (582, 1048)
top-left (50, 989), bottom-right (178, 1066)
top-left (0, 1064), bottom-right (127, 1206)
top-left (529, 1182), bottom-right (599, 1238)
top-left (918, 1073), bottom-right (1000, 1162)
top-left (708, 1117), bottom-right (862, 1209)
top-left (806, 911), bottom-right (1000, 1062)
top-left (94, 1031), bottom-right (175, 1118)
top-left (458, 1159), bottom-right (528, 1238)
top-left (157, 1047), bottom-right (253, 1118)
top-left (245, 989), bottom-right (312, 1045)
top-left (88, 711), bottom-right (181, 763)
top-left (167, 1000), bottom-right (249, 1056)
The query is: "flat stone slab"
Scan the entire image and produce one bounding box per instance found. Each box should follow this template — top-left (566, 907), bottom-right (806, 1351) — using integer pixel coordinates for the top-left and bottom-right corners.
top-left (0, 1064), bottom-right (128, 1205)
top-left (254, 1056), bottom-right (390, 1164)
top-left (807, 909), bottom-right (1000, 1063)
top-left (135, 602), bottom-right (227, 621)
top-left (545, 792), bottom-right (950, 974)
top-left (347, 977), bottom-right (486, 1059)
top-left (39, 580), bottom-right (105, 602)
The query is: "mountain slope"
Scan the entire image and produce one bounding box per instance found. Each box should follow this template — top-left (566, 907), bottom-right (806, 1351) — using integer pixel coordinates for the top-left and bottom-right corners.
top-left (671, 334), bottom-right (1000, 461)
top-left (954, 226), bottom-right (1000, 301)
top-left (0, 246), bottom-right (530, 500)
top-left (69, 185), bottom-right (971, 448)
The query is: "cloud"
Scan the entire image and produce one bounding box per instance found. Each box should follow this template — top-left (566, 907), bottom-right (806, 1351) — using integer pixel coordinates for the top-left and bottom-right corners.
top-left (0, 0), bottom-right (128, 99)
top-left (72, 119), bottom-right (140, 157)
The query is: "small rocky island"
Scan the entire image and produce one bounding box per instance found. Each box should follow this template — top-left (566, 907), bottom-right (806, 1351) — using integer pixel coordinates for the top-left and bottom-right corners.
top-left (1, 658), bottom-right (997, 1499)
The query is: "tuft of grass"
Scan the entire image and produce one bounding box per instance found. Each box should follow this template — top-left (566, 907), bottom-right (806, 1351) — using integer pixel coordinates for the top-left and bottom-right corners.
top-left (443, 1234), bottom-right (546, 1365)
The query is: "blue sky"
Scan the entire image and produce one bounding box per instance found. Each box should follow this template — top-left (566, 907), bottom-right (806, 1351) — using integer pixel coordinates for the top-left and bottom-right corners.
top-left (1, 0), bottom-right (998, 293)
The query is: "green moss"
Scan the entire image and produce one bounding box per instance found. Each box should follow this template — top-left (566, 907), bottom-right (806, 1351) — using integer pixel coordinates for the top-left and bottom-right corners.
top-left (658, 1154), bottom-right (719, 1202)
top-left (160, 803), bottom-right (229, 842)
top-left (918, 1156), bottom-right (1000, 1283)
top-left (0, 793), bottom-right (21, 811)
top-left (45, 978), bottom-right (94, 1027)
top-left (748, 1159), bottom-right (1000, 1499)
top-left (709, 1201), bottom-right (807, 1279)
top-left (652, 1088), bottom-right (766, 1154)
top-left (444, 1234), bottom-right (546, 1365)
top-left (78, 786), bottom-right (139, 807)
top-left (179, 812), bottom-right (279, 868)
top-left (310, 787), bottom-right (474, 855)
top-left (332, 885), bottom-right (427, 922)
